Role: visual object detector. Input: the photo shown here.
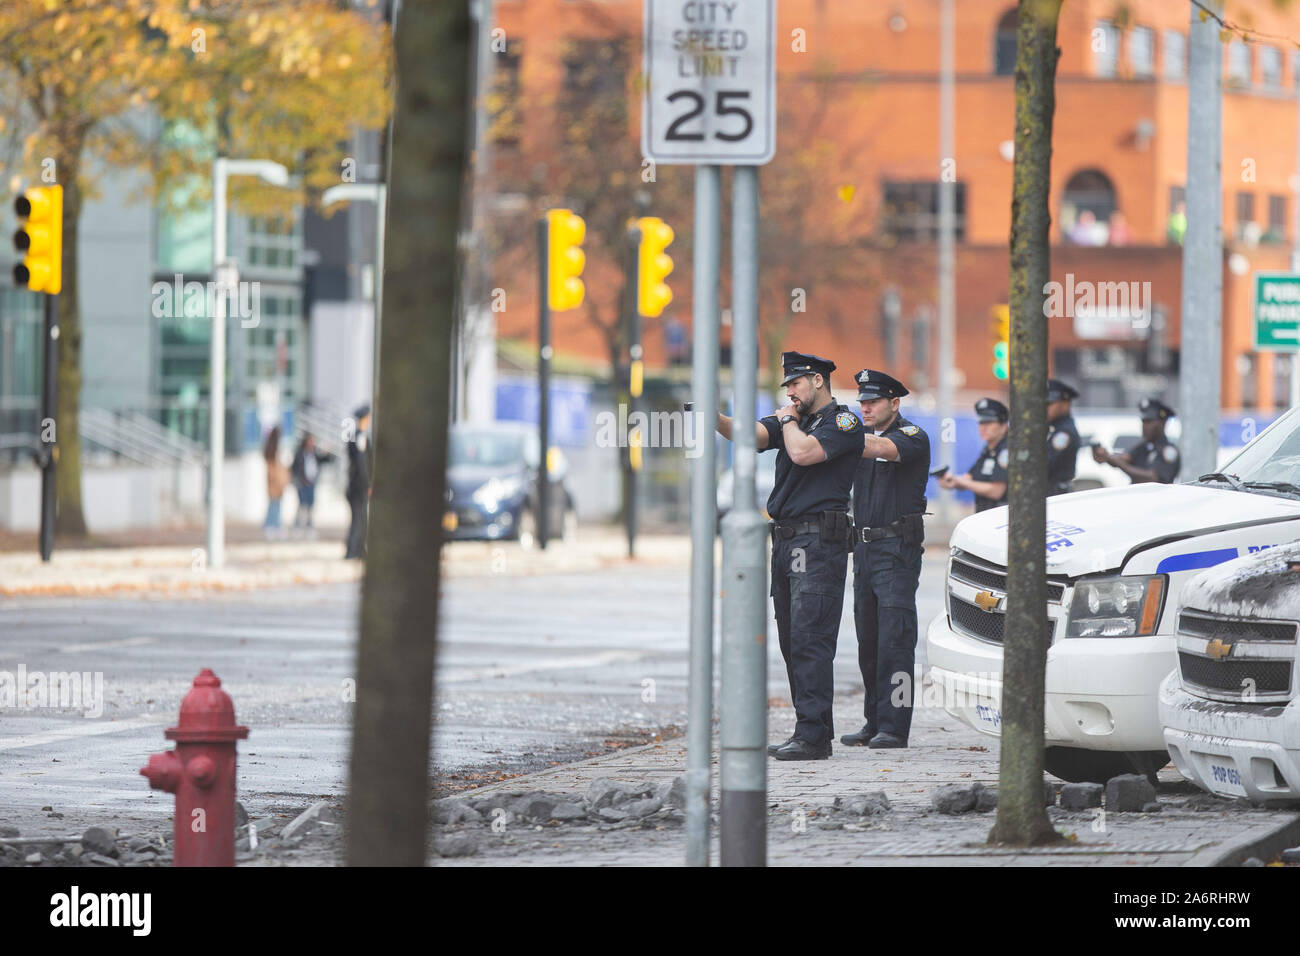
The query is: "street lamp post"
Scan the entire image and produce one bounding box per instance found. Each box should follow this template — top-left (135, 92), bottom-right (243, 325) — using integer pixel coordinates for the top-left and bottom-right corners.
top-left (208, 157), bottom-right (290, 571)
top-left (321, 183), bottom-right (388, 442)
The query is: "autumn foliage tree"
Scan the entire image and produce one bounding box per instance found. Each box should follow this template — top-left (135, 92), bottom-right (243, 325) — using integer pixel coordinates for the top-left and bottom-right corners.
top-left (0, 0), bottom-right (390, 536)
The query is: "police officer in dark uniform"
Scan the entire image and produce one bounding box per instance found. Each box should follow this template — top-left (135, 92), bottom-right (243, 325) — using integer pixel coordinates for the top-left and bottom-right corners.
top-left (1046, 378), bottom-right (1081, 496)
top-left (716, 351), bottom-right (861, 760)
top-left (1092, 397), bottom-right (1180, 484)
top-left (937, 398), bottom-right (1009, 512)
top-left (344, 404), bottom-right (372, 559)
top-left (840, 370), bottom-right (929, 749)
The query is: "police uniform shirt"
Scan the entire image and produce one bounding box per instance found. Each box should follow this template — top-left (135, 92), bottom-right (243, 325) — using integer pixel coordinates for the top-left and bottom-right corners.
top-left (759, 403), bottom-right (863, 519)
top-left (1047, 414), bottom-right (1080, 493)
top-left (967, 435), bottom-right (1009, 512)
top-left (853, 415), bottom-right (930, 529)
top-left (1127, 436), bottom-right (1180, 484)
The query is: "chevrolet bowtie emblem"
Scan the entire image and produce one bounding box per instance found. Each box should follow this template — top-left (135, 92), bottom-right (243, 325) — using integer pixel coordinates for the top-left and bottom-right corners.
top-left (1206, 638), bottom-right (1232, 661)
top-left (974, 590), bottom-right (1001, 612)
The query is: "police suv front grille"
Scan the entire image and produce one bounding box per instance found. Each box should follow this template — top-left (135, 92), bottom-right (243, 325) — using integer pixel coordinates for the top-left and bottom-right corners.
top-left (950, 552), bottom-right (1065, 602)
top-left (1177, 652), bottom-right (1293, 696)
top-left (950, 596), bottom-right (1056, 646)
top-left (1177, 610), bottom-right (1298, 644)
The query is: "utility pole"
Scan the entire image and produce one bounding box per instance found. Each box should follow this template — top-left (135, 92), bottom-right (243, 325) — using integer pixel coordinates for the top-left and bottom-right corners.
top-left (685, 164), bottom-right (720, 867)
top-left (1180, 1), bottom-right (1223, 476)
top-left (937, 0), bottom-right (957, 518)
top-left (719, 165), bottom-right (767, 866)
top-left (39, 294), bottom-right (57, 561)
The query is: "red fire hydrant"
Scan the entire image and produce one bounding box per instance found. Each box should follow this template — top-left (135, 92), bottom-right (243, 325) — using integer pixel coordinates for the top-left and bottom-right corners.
top-left (140, 668), bottom-right (249, 866)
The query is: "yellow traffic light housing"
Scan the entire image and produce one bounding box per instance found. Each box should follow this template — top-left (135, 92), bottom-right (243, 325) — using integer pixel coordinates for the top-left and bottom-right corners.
top-left (991, 303), bottom-right (1009, 381)
top-left (547, 208), bottom-right (586, 311)
top-left (13, 185), bottom-right (63, 295)
top-left (636, 216), bottom-right (674, 318)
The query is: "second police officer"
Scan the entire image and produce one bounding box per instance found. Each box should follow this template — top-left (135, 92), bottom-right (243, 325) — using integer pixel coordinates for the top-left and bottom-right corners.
top-left (840, 369), bottom-right (930, 750)
top-left (715, 351), bottom-right (861, 761)
top-left (1092, 397), bottom-right (1181, 484)
top-left (937, 397), bottom-right (1009, 512)
top-left (1046, 378), bottom-right (1081, 496)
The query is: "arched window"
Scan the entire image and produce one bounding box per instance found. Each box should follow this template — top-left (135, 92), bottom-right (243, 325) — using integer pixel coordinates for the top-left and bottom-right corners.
top-left (994, 8), bottom-right (1018, 76)
top-left (1061, 169), bottom-right (1119, 245)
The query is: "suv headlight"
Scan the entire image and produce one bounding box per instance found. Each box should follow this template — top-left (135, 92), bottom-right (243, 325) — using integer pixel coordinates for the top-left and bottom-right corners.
top-left (472, 475), bottom-right (524, 510)
top-left (1064, 574), bottom-right (1166, 638)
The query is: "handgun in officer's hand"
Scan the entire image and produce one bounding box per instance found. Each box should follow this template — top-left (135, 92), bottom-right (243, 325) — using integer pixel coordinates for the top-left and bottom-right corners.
top-left (929, 465), bottom-right (949, 478)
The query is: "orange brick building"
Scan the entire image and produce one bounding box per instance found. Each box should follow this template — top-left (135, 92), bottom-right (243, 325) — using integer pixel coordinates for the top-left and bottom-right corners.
top-left (487, 0), bottom-right (1300, 412)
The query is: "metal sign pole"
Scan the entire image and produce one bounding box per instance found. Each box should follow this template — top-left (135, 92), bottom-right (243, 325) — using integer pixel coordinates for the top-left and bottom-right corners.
top-left (39, 292), bottom-right (58, 562)
top-left (537, 216), bottom-right (551, 550)
top-left (686, 164), bottom-right (721, 867)
top-left (720, 164), bottom-right (767, 866)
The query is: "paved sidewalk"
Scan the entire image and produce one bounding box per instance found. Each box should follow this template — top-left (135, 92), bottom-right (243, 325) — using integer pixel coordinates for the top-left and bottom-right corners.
top-left (438, 689), bottom-right (1299, 866)
top-left (0, 529), bottom-right (704, 597)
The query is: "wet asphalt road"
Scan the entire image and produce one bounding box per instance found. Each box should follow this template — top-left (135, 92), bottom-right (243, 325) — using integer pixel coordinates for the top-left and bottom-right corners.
top-left (0, 553), bottom-right (947, 837)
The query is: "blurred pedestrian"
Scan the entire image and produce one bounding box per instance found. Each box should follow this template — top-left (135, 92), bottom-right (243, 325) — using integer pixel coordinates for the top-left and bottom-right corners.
top-left (1167, 200), bottom-right (1187, 245)
top-left (291, 433), bottom-right (335, 537)
top-left (345, 405), bottom-right (373, 559)
top-left (263, 426), bottom-right (290, 539)
top-left (1107, 210), bottom-right (1132, 246)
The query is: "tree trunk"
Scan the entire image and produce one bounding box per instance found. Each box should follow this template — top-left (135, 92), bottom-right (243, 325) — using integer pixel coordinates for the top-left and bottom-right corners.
top-left (346, 0), bottom-right (469, 866)
top-left (54, 155), bottom-right (89, 538)
top-left (988, 0), bottom-right (1064, 848)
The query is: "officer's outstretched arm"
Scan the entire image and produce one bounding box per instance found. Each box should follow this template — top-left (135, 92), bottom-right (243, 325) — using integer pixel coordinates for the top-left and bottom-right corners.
top-left (862, 434), bottom-right (900, 460)
top-left (716, 412), bottom-right (770, 450)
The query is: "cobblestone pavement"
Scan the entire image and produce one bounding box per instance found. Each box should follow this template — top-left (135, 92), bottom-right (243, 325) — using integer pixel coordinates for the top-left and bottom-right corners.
top-left (436, 686), bottom-right (1299, 867)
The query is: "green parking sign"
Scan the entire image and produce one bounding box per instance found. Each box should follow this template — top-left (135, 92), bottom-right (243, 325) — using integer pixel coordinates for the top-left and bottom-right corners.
top-left (1254, 272), bottom-right (1300, 350)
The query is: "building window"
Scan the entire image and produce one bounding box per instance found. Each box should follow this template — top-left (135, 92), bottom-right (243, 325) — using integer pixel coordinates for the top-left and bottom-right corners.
top-left (1129, 26), bottom-right (1154, 77)
top-left (1261, 45), bottom-right (1283, 90)
top-left (1227, 41), bottom-right (1251, 88)
top-left (1267, 194), bottom-right (1288, 243)
top-left (245, 215), bottom-right (299, 272)
top-left (880, 181), bottom-right (966, 242)
top-left (993, 7), bottom-right (1017, 76)
top-left (489, 41), bottom-right (522, 147)
top-left (1061, 169), bottom-right (1118, 245)
top-left (1163, 30), bottom-right (1186, 80)
top-left (1236, 191), bottom-right (1257, 241)
top-left (1093, 21), bottom-right (1119, 77)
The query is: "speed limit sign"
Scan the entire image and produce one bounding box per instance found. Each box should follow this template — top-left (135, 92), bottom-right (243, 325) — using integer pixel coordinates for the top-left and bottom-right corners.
top-left (642, 0), bottom-right (776, 165)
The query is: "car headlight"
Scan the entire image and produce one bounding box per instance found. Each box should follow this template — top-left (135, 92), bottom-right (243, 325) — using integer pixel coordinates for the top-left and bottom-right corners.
top-left (472, 475), bottom-right (524, 510)
top-left (1064, 574), bottom-right (1166, 638)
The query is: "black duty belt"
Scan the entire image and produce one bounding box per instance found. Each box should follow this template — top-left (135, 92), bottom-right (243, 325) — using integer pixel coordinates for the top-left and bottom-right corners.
top-left (769, 518), bottom-right (822, 540)
top-left (858, 520), bottom-right (905, 543)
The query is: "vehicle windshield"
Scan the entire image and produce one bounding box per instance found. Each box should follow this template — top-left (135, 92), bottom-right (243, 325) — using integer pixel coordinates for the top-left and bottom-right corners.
top-left (1213, 408), bottom-right (1300, 490)
top-left (449, 429), bottom-right (527, 468)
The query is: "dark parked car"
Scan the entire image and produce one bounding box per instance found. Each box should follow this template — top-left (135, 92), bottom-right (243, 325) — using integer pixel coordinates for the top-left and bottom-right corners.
top-left (444, 422), bottom-right (576, 545)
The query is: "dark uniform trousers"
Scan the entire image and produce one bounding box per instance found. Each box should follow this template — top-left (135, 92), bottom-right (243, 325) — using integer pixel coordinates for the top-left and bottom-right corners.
top-left (852, 536), bottom-right (923, 741)
top-left (770, 529), bottom-right (848, 747)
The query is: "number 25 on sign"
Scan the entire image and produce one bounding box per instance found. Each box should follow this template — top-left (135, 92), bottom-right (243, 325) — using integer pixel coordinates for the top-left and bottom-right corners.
top-left (642, 0), bottom-right (776, 166)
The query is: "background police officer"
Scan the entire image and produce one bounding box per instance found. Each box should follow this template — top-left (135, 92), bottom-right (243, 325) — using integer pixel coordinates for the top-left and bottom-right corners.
top-left (715, 351), bottom-right (861, 761)
top-left (937, 398), bottom-right (1008, 512)
top-left (1092, 397), bottom-right (1180, 484)
top-left (1046, 378), bottom-right (1081, 496)
top-left (841, 369), bottom-right (929, 750)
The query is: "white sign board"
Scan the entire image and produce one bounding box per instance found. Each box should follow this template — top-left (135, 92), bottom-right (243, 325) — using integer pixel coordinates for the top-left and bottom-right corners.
top-left (642, 0), bottom-right (776, 165)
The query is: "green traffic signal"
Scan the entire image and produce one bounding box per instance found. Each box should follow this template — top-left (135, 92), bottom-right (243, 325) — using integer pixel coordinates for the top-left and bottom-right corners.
top-left (992, 340), bottom-right (1009, 380)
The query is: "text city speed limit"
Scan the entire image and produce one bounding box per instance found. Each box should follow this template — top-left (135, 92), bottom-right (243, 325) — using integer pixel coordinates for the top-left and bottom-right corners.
top-left (642, 0), bottom-right (776, 165)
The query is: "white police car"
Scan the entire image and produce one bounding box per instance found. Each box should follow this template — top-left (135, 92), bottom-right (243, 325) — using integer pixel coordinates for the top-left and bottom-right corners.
top-left (1159, 542), bottom-right (1300, 804)
top-left (927, 405), bottom-right (1300, 782)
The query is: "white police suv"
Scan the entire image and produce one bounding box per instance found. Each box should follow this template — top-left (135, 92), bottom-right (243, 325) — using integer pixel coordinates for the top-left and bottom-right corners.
top-left (927, 406), bottom-right (1300, 783)
top-left (1159, 541), bottom-right (1300, 804)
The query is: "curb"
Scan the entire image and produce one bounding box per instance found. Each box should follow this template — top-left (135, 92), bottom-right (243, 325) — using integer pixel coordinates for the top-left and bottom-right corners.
top-left (1187, 810), bottom-right (1300, 867)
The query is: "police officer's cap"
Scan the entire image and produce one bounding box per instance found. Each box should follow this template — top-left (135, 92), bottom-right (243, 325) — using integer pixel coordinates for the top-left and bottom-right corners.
top-left (975, 397), bottom-right (1008, 423)
top-left (780, 351), bottom-right (836, 387)
top-left (1139, 397), bottom-right (1175, 421)
top-left (1046, 378), bottom-right (1079, 403)
top-left (854, 369), bottom-right (909, 401)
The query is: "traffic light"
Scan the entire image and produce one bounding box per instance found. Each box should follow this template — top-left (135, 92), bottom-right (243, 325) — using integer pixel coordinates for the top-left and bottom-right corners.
top-left (546, 208), bottom-right (586, 311)
top-left (13, 185), bottom-right (62, 295)
top-left (991, 303), bottom-right (1010, 381)
top-left (636, 216), bottom-right (674, 318)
